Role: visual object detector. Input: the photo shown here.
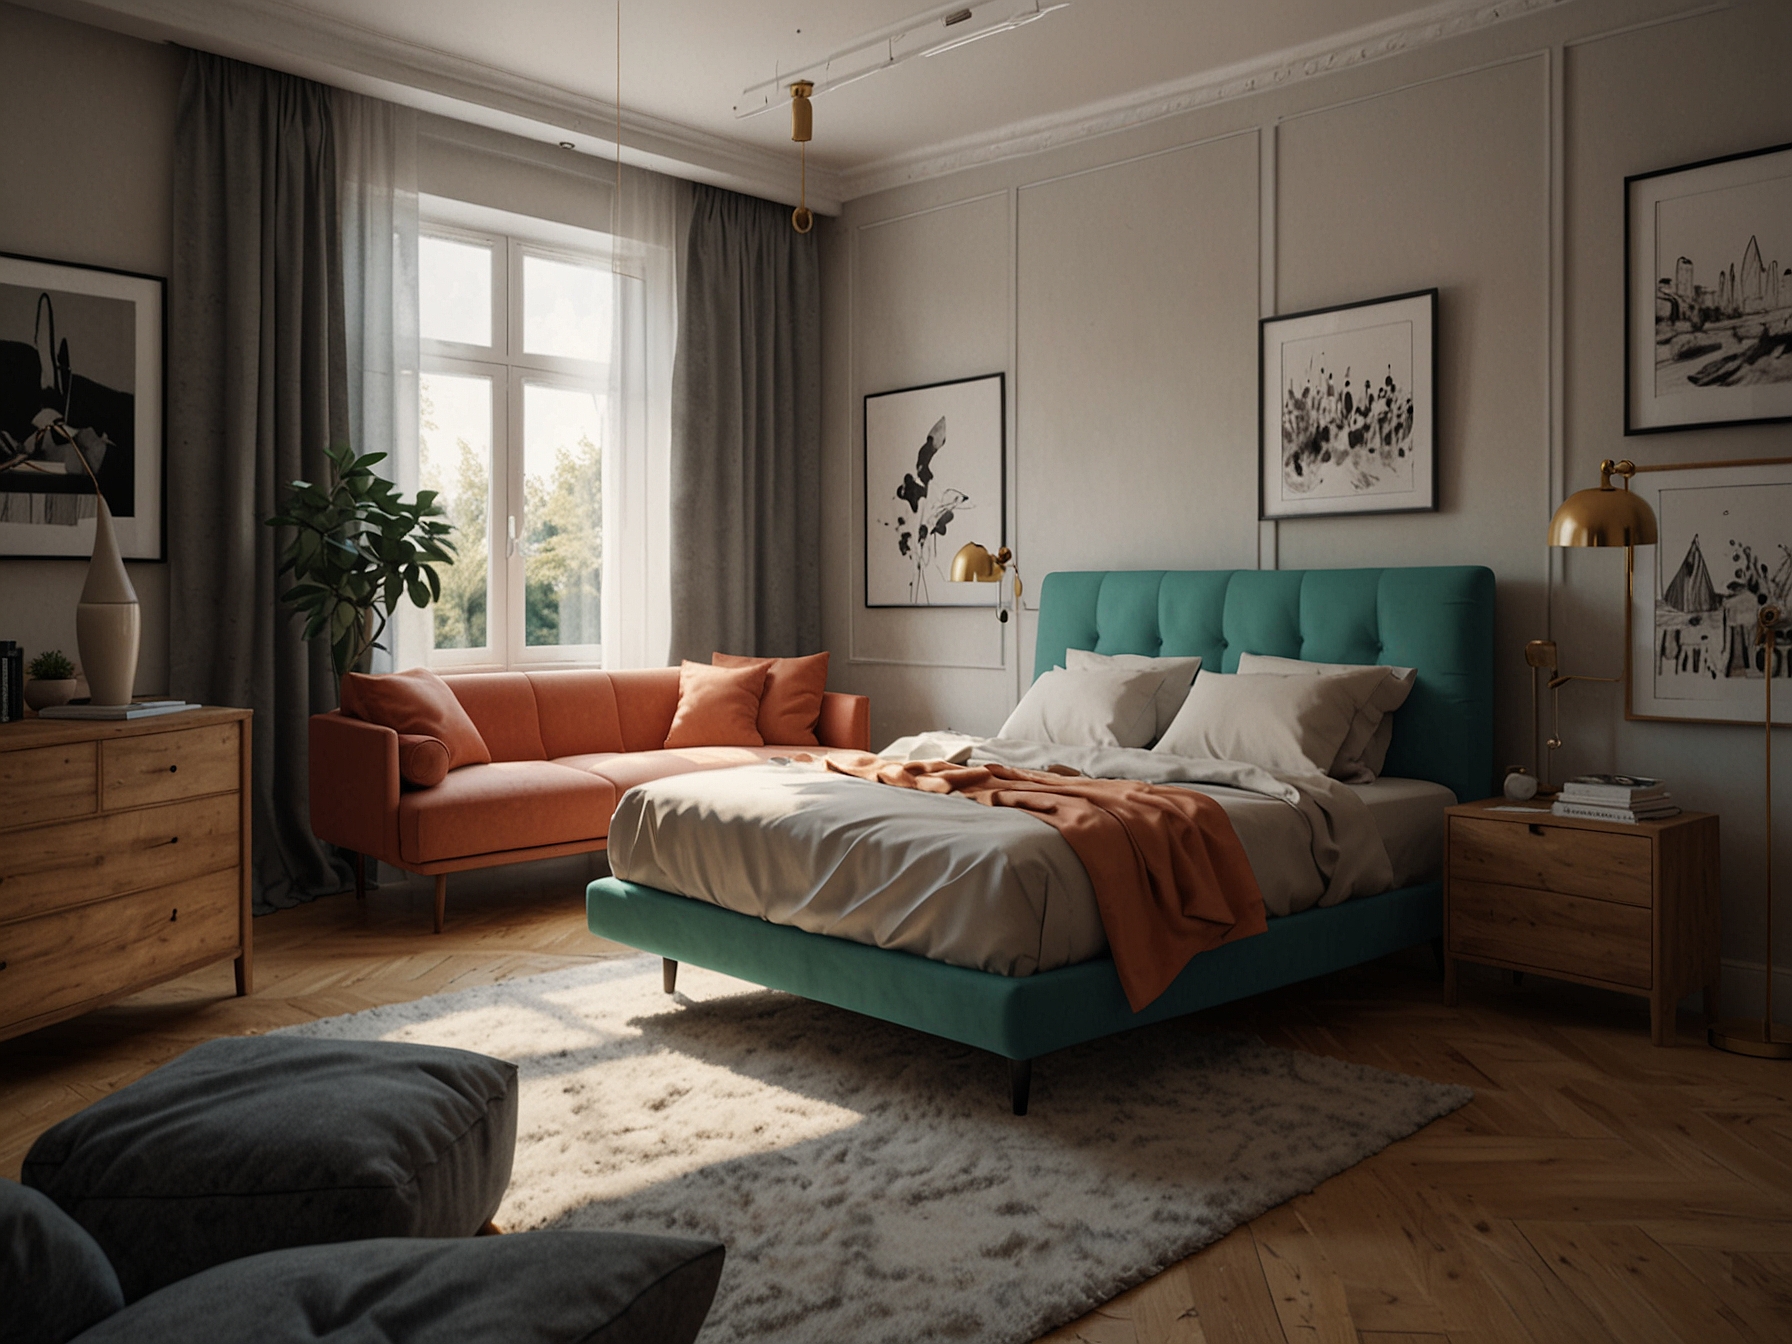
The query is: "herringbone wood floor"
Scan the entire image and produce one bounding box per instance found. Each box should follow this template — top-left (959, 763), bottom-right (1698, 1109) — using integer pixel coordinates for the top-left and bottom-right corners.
top-left (3, 862), bottom-right (1787, 1342)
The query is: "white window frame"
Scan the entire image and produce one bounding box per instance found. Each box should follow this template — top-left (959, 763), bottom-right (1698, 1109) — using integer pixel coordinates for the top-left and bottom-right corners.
top-left (419, 224), bottom-right (613, 671)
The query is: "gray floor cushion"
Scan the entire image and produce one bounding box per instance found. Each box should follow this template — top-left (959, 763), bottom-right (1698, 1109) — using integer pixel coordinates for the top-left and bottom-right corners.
top-left (22, 1036), bottom-right (518, 1301)
top-left (69, 1231), bottom-right (725, 1344)
top-left (0, 1180), bottom-right (124, 1344)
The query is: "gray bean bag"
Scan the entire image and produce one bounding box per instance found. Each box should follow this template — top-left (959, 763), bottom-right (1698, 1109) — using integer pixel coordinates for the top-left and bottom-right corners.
top-left (1, 1179), bottom-right (723, 1344)
top-left (22, 1037), bottom-right (518, 1301)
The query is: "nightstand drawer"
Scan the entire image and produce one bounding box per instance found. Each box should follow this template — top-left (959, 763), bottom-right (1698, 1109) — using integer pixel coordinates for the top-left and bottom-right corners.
top-left (1450, 878), bottom-right (1651, 988)
top-left (0, 741), bottom-right (97, 832)
top-left (1450, 816), bottom-right (1651, 906)
top-left (0, 870), bottom-right (239, 1030)
top-left (101, 723), bottom-right (240, 811)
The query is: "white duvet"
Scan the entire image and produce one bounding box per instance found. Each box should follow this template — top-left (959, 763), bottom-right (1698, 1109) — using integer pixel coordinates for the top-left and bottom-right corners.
top-left (605, 734), bottom-right (1395, 978)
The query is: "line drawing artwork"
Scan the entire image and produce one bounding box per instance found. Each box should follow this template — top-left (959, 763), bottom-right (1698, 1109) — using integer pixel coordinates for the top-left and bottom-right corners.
top-left (1653, 482), bottom-right (1792, 698)
top-left (1277, 320), bottom-right (1415, 502)
top-left (874, 414), bottom-right (973, 605)
top-left (1652, 174), bottom-right (1792, 397)
top-left (863, 374), bottom-right (1003, 608)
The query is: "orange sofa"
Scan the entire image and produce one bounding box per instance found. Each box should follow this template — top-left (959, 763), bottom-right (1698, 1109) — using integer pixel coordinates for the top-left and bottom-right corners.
top-left (310, 667), bottom-right (871, 931)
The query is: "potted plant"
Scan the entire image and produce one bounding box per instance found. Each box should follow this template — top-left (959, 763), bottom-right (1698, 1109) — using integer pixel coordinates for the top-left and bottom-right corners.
top-left (24, 649), bottom-right (78, 711)
top-left (267, 443), bottom-right (456, 689)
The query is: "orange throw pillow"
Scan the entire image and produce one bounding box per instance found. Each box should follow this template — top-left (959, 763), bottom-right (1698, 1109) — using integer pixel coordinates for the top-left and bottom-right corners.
top-left (713, 650), bottom-right (830, 747)
top-left (340, 668), bottom-right (492, 770)
top-left (396, 734), bottom-right (452, 787)
top-left (663, 660), bottom-right (769, 749)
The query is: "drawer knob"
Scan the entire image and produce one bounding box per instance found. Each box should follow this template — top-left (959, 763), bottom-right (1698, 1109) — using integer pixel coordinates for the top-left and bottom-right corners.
top-left (1528, 823), bottom-right (1545, 837)
top-left (170, 909), bottom-right (178, 922)
top-left (168, 764), bottom-right (178, 774)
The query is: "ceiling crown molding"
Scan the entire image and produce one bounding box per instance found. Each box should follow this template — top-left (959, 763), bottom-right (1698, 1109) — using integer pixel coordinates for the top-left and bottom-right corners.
top-left (17, 0), bottom-right (845, 213)
top-left (837, 0), bottom-right (1575, 199)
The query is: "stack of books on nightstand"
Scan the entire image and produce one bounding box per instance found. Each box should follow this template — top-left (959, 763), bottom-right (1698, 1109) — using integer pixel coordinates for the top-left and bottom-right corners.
top-left (1552, 774), bottom-right (1680, 824)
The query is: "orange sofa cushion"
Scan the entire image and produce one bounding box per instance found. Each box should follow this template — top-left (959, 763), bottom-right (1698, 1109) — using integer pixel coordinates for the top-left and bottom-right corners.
top-left (663, 660), bottom-right (768, 749)
top-left (713, 651), bottom-right (829, 746)
top-left (340, 669), bottom-right (491, 770)
top-left (607, 668), bottom-right (683, 752)
top-left (526, 670), bottom-right (625, 758)
top-left (398, 761), bottom-right (616, 864)
top-left (556, 746), bottom-right (793, 795)
top-left (445, 673), bottom-right (546, 762)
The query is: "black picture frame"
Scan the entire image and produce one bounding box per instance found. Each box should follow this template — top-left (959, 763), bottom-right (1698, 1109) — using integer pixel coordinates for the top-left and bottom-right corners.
top-left (863, 372), bottom-right (1006, 609)
top-left (0, 250), bottom-right (166, 560)
top-left (1259, 288), bottom-right (1438, 521)
top-left (1625, 141), bottom-right (1792, 436)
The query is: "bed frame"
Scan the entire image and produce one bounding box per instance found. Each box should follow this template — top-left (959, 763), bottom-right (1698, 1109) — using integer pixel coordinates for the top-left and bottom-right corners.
top-left (588, 566), bottom-right (1494, 1113)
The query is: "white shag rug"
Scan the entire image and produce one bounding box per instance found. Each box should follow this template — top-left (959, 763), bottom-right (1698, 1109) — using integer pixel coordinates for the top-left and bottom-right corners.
top-left (276, 955), bottom-right (1469, 1343)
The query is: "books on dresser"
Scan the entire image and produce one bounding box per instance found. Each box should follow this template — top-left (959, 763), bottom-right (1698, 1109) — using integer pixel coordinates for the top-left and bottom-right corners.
top-left (1553, 774), bottom-right (1679, 824)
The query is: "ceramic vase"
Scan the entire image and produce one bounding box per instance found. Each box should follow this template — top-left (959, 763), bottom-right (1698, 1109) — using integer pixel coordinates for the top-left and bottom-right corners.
top-left (76, 498), bottom-right (139, 707)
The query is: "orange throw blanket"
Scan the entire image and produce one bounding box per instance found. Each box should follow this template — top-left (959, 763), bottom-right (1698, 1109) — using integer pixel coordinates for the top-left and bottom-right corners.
top-left (827, 756), bottom-right (1267, 1011)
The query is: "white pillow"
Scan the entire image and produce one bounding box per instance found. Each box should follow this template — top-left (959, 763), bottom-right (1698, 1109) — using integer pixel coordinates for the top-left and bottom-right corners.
top-left (1064, 649), bottom-right (1202, 742)
top-left (1237, 653), bottom-right (1416, 782)
top-left (998, 667), bottom-right (1166, 749)
top-left (1152, 669), bottom-right (1389, 776)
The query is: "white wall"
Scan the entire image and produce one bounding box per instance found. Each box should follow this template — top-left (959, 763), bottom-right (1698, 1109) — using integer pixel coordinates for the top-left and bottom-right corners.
top-left (0, 2), bottom-right (182, 695)
top-left (820, 0), bottom-right (1792, 1014)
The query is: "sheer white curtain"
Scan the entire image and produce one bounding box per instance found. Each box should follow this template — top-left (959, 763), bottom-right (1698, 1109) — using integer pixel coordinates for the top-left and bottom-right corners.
top-left (604, 164), bottom-right (685, 669)
top-left (333, 90), bottom-right (421, 672)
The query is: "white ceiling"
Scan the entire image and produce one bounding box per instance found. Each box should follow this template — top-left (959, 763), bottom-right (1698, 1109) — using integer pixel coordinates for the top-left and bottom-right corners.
top-left (22, 0), bottom-right (1570, 205)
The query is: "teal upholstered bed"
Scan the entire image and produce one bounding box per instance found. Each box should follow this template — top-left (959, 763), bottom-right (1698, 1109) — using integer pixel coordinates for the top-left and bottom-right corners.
top-left (588, 566), bottom-right (1494, 1111)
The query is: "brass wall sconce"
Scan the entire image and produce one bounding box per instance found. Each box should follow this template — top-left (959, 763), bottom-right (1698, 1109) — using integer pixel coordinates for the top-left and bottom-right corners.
top-left (949, 542), bottom-right (1020, 622)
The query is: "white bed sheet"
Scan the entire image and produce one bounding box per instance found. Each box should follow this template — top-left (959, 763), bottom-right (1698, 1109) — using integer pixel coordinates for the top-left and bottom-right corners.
top-left (1349, 777), bottom-right (1456, 888)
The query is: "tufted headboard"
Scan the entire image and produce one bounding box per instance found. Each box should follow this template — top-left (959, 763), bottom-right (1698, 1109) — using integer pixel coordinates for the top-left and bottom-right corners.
top-left (1033, 567), bottom-right (1496, 805)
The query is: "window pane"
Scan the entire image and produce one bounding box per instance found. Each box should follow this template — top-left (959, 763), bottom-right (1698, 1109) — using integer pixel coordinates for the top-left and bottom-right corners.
top-left (522, 254), bottom-right (612, 363)
top-left (419, 372), bottom-right (492, 651)
top-left (420, 237), bottom-right (492, 346)
top-left (522, 382), bottom-right (603, 648)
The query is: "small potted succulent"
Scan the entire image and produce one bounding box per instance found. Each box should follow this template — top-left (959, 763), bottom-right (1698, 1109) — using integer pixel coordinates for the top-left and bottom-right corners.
top-left (24, 649), bottom-right (78, 711)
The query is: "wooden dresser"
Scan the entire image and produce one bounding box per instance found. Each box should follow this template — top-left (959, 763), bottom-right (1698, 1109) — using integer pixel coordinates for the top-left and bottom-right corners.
top-left (0, 708), bottom-right (252, 1041)
top-left (1442, 797), bottom-right (1719, 1045)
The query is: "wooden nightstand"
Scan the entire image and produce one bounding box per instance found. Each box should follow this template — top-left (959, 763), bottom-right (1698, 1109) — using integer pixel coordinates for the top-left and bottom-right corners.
top-left (1442, 797), bottom-right (1720, 1045)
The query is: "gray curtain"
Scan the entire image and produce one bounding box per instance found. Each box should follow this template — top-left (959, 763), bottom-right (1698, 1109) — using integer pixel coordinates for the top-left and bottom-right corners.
top-left (669, 185), bottom-right (821, 661)
top-left (168, 51), bottom-right (349, 911)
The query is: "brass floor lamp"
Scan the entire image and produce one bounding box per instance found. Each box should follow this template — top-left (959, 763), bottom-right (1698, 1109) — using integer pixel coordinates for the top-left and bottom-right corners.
top-left (1709, 601), bottom-right (1792, 1060)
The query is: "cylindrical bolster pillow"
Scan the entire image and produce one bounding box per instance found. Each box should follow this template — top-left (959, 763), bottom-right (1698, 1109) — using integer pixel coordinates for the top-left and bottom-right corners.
top-left (397, 734), bottom-right (452, 787)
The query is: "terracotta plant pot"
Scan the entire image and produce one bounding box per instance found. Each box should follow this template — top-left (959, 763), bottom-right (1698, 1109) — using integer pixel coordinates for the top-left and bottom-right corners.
top-left (24, 678), bottom-right (78, 711)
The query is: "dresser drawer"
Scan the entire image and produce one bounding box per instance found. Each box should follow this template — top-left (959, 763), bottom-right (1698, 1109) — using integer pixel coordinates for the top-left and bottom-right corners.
top-left (102, 723), bottom-right (240, 811)
top-left (0, 793), bottom-right (240, 923)
top-left (0, 869), bottom-right (239, 1032)
top-left (1449, 877), bottom-right (1651, 989)
top-left (1450, 815), bottom-right (1651, 907)
top-left (0, 741), bottom-right (97, 831)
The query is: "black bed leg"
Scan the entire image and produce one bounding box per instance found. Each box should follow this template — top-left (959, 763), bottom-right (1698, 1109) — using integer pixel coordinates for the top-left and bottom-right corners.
top-left (662, 958), bottom-right (678, 994)
top-left (1009, 1058), bottom-right (1032, 1116)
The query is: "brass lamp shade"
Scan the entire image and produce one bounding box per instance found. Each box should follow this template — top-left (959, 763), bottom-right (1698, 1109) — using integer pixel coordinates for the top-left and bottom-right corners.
top-left (950, 542), bottom-right (1009, 582)
top-left (1548, 458), bottom-right (1658, 548)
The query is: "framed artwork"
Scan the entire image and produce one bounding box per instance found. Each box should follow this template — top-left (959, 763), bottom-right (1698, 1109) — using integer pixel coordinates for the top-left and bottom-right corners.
top-left (1259, 289), bottom-right (1437, 521)
top-left (864, 372), bottom-right (1004, 607)
top-left (1629, 458), bottom-right (1792, 725)
top-left (0, 252), bottom-right (164, 560)
top-left (1626, 141), bottom-right (1792, 435)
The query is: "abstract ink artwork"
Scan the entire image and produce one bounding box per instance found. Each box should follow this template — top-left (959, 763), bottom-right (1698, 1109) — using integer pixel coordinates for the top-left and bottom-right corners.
top-left (1259, 290), bottom-right (1437, 520)
top-left (0, 252), bottom-right (164, 559)
top-left (1627, 142), bottom-right (1792, 433)
top-left (864, 373), bottom-right (1004, 607)
top-left (1629, 459), bottom-right (1792, 725)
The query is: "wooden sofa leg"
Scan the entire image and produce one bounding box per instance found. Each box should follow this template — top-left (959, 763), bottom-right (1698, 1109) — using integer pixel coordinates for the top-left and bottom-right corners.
top-left (433, 875), bottom-right (447, 934)
top-left (354, 853), bottom-right (366, 902)
top-left (1009, 1058), bottom-right (1032, 1117)
top-left (662, 958), bottom-right (678, 994)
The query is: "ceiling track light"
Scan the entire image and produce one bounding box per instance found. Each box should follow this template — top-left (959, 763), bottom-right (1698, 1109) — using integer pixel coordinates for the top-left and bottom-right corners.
top-left (735, 0), bottom-right (1070, 117)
